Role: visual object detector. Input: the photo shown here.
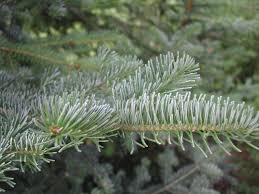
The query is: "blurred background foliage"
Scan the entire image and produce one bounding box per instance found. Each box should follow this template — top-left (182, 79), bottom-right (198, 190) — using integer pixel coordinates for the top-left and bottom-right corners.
top-left (0, 0), bottom-right (259, 193)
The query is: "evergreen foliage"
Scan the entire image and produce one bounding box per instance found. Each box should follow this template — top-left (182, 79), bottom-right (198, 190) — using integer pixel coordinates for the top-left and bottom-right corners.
top-left (0, 0), bottom-right (258, 193)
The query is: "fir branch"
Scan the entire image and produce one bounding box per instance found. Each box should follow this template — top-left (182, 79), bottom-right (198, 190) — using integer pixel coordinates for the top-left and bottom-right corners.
top-left (153, 166), bottom-right (198, 194)
top-left (34, 91), bottom-right (119, 151)
top-left (0, 46), bottom-right (258, 192)
top-left (116, 92), bottom-right (259, 155)
top-left (0, 46), bottom-right (65, 65)
top-left (0, 138), bottom-right (16, 191)
top-left (10, 132), bottom-right (55, 172)
top-left (51, 47), bottom-right (143, 95)
top-left (0, 38), bottom-right (104, 70)
top-left (151, 147), bottom-right (224, 194)
top-left (76, 46), bottom-right (143, 80)
top-left (0, 37), bottom-right (66, 66)
top-left (113, 52), bottom-right (200, 100)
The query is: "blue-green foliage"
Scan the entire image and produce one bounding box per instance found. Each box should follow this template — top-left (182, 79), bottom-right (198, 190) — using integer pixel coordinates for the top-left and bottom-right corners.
top-left (0, 0), bottom-right (259, 194)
